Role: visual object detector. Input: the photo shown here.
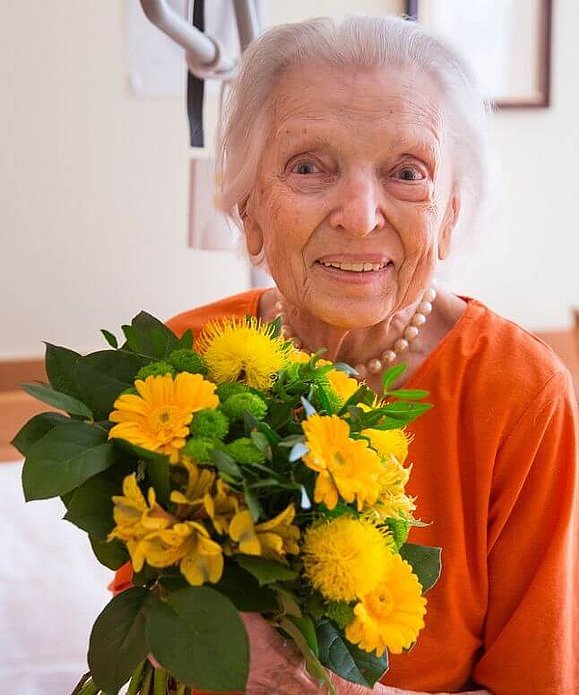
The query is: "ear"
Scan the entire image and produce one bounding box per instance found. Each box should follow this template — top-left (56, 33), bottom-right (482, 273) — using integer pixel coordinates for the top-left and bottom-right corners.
top-left (240, 197), bottom-right (264, 257)
top-left (438, 188), bottom-right (461, 261)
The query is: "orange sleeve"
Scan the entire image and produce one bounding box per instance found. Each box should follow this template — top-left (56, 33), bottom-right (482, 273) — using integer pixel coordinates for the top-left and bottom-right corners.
top-left (472, 369), bottom-right (578, 693)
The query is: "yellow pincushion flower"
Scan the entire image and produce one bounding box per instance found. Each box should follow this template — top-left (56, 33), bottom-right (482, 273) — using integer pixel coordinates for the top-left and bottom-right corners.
top-left (108, 373), bottom-right (219, 463)
top-left (196, 317), bottom-right (290, 390)
top-left (229, 504), bottom-right (300, 562)
top-left (302, 516), bottom-right (392, 602)
top-left (345, 553), bottom-right (427, 656)
top-left (362, 427), bottom-right (413, 464)
top-left (301, 414), bottom-right (383, 511)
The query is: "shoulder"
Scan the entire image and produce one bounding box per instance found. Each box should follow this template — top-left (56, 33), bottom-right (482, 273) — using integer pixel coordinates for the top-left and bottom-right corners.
top-left (165, 289), bottom-right (266, 338)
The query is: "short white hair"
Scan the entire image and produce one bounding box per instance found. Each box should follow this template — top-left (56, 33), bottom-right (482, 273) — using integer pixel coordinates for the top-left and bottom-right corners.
top-left (216, 15), bottom-right (493, 263)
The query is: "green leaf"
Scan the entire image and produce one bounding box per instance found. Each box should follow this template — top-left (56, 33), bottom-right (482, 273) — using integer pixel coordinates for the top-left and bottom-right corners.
top-left (75, 350), bottom-right (149, 421)
top-left (44, 343), bottom-right (83, 400)
top-left (242, 483), bottom-right (263, 521)
top-left (21, 382), bottom-right (93, 419)
top-left (145, 457), bottom-right (171, 506)
top-left (65, 463), bottom-right (135, 539)
top-left (111, 438), bottom-right (168, 463)
top-left (284, 615), bottom-right (319, 657)
top-left (121, 312), bottom-right (179, 359)
top-left (146, 587), bottom-right (249, 692)
top-left (279, 616), bottom-right (332, 691)
top-left (88, 587), bottom-right (150, 695)
top-left (382, 363), bottom-right (406, 392)
top-left (214, 562), bottom-right (278, 612)
top-left (386, 388), bottom-right (430, 400)
top-left (399, 543), bottom-right (442, 593)
top-left (175, 329), bottom-right (193, 350)
top-left (316, 619), bottom-right (388, 687)
top-left (89, 535), bottom-right (129, 570)
top-left (237, 555), bottom-right (298, 586)
top-left (11, 411), bottom-right (69, 456)
top-left (211, 448), bottom-right (242, 479)
top-left (101, 329), bottom-right (119, 349)
top-left (22, 421), bottom-right (118, 500)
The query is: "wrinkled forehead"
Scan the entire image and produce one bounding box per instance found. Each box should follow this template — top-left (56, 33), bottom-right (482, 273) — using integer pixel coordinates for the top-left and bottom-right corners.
top-left (266, 62), bottom-right (446, 147)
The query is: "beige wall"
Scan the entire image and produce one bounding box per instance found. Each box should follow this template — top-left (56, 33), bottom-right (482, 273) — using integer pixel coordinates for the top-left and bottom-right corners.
top-left (1, 0), bottom-right (577, 360)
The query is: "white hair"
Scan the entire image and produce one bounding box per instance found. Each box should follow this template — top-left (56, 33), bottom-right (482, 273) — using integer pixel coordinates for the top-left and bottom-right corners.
top-left (216, 15), bottom-right (494, 266)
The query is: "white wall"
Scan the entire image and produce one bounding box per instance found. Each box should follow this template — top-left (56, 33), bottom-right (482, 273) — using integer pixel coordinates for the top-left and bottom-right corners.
top-left (1, 0), bottom-right (578, 361)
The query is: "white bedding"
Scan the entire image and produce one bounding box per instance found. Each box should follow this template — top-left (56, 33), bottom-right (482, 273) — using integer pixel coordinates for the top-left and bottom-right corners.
top-left (0, 461), bottom-right (113, 695)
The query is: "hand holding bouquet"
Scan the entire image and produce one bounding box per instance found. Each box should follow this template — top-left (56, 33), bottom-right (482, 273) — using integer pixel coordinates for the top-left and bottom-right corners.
top-left (14, 312), bottom-right (441, 694)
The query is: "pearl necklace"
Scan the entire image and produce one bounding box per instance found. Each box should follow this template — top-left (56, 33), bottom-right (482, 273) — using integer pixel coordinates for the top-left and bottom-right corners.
top-left (275, 287), bottom-right (437, 380)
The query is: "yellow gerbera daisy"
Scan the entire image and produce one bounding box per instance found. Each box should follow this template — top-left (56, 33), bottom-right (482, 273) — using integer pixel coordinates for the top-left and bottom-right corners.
top-left (108, 373), bottom-right (219, 463)
top-left (362, 427), bottom-right (413, 464)
top-left (301, 414), bottom-right (383, 511)
top-left (229, 504), bottom-right (300, 562)
top-left (345, 553), bottom-right (427, 656)
top-left (196, 317), bottom-right (290, 390)
top-left (302, 516), bottom-right (392, 602)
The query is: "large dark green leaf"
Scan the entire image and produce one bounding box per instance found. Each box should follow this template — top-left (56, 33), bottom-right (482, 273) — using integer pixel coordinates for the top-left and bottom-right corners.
top-left (121, 312), bottom-right (179, 359)
top-left (88, 587), bottom-right (150, 695)
top-left (44, 343), bottom-right (83, 399)
top-left (146, 587), bottom-right (249, 692)
top-left (64, 462), bottom-right (135, 539)
top-left (89, 535), bottom-right (129, 570)
top-left (316, 619), bottom-right (388, 687)
top-left (214, 562), bottom-right (278, 612)
top-left (145, 456), bottom-right (171, 506)
top-left (21, 382), bottom-right (93, 419)
top-left (237, 555), bottom-right (298, 586)
top-left (399, 543), bottom-right (442, 593)
top-left (11, 411), bottom-right (69, 456)
top-left (22, 421), bottom-right (118, 500)
top-left (75, 350), bottom-right (149, 421)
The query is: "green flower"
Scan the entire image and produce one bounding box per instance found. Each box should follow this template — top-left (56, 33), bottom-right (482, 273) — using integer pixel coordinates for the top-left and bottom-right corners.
top-left (221, 393), bottom-right (267, 421)
top-left (215, 382), bottom-right (249, 402)
top-left (135, 361), bottom-right (176, 380)
top-left (225, 437), bottom-right (266, 465)
top-left (182, 437), bottom-right (215, 462)
top-left (190, 409), bottom-right (229, 440)
top-left (168, 349), bottom-right (208, 376)
top-left (386, 517), bottom-right (410, 550)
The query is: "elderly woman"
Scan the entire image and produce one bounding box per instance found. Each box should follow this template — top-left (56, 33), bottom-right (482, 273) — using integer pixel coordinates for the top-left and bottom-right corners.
top-left (114, 14), bottom-right (577, 695)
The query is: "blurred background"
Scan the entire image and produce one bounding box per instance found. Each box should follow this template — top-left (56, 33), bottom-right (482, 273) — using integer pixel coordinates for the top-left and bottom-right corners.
top-left (1, 1), bottom-right (578, 693)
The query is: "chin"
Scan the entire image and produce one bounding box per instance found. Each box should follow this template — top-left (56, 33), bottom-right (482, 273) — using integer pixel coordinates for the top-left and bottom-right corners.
top-left (311, 301), bottom-right (387, 330)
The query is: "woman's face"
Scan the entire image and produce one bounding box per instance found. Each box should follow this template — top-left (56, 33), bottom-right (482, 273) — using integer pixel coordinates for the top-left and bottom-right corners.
top-left (244, 62), bottom-right (459, 328)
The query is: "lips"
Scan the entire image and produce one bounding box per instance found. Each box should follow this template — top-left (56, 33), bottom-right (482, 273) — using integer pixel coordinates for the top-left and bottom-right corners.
top-left (316, 256), bottom-right (392, 273)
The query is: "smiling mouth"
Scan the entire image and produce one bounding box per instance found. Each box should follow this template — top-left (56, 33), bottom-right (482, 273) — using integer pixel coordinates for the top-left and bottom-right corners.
top-left (317, 260), bottom-right (391, 272)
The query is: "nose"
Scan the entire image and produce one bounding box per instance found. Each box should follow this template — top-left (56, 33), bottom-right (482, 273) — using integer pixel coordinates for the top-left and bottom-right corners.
top-left (329, 171), bottom-right (385, 237)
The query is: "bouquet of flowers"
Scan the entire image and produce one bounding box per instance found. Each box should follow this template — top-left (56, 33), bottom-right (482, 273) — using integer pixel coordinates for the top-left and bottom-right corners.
top-left (14, 311), bottom-right (441, 695)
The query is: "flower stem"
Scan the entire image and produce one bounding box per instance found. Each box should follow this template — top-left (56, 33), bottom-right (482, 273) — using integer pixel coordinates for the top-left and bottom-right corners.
top-left (153, 668), bottom-right (168, 695)
top-left (126, 659), bottom-right (148, 695)
top-left (77, 677), bottom-right (98, 695)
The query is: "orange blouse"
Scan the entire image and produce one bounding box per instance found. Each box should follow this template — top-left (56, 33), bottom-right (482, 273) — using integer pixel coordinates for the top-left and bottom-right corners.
top-left (111, 290), bottom-right (578, 694)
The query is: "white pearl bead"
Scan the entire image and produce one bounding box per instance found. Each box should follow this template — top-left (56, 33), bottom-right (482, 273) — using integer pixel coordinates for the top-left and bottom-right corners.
top-left (411, 313), bottom-right (426, 327)
top-left (367, 358), bottom-right (383, 374)
top-left (354, 364), bottom-right (368, 379)
top-left (417, 301), bottom-right (432, 316)
top-left (403, 326), bottom-right (419, 341)
top-left (381, 350), bottom-right (397, 364)
top-left (424, 287), bottom-right (437, 302)
top-left (394, 338), bottom-right (409, 353)
top-left (275, 301), bottom-right (284, 312)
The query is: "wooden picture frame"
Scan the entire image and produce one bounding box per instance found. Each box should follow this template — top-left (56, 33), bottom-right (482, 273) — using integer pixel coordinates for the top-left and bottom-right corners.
top-left (405, 0), bottom-right (552, 108)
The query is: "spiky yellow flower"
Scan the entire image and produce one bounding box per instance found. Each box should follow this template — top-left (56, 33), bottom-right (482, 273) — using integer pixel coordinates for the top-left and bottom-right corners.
top-left (229, 504), bottom-right (300, 562)
top-left (196, 317), bottom-right (290, 390)
top-left (302, 516), bottom-right (391, 602)
top-left (362, 427), bottom-right (413, 464)
top-left (108, 373), bottom-right (219, 463)
top-left (345, 553), bottom-right (426, 656)
top-left (301, 414), bottom-right (383, 511)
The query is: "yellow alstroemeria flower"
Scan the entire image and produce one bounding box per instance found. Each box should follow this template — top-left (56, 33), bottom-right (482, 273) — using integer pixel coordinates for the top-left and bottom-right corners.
top-left (301, 414), bottom-right (383, 511)
top-left (229, 504), bottom-right (300, 562)
top-left (170, 459), bottom-right (216, 511)
top-left (203, 478), bottom-right (240, 535)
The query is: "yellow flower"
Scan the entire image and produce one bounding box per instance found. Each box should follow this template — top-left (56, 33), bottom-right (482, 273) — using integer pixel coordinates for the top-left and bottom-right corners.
top-left (203, 478), bottom-right (240, 534)
top-left (366, 456), bottom-right (415, 520)
top-left (170, 459), bottom-right (216, 511)
top-left (229, 504), bottom-right (300, 562)
top-left (138, 521), bottom-right (224, 585)
top-left (109, 373), bottom-right (219, 463)
top-left (196, 317), bottom-right (290, 390)
top-left (345, 553), bottom-right (426, 656)
top-left (302, 516), bottom-right (391, 602)
top-left (301, 414), bottom-right (383, 511)
top-left (362, 428), bottom-right (412, 464)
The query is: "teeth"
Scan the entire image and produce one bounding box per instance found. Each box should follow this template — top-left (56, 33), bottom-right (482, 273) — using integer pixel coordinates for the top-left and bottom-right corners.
top-left (321, 261), bottom-right (386, 272)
